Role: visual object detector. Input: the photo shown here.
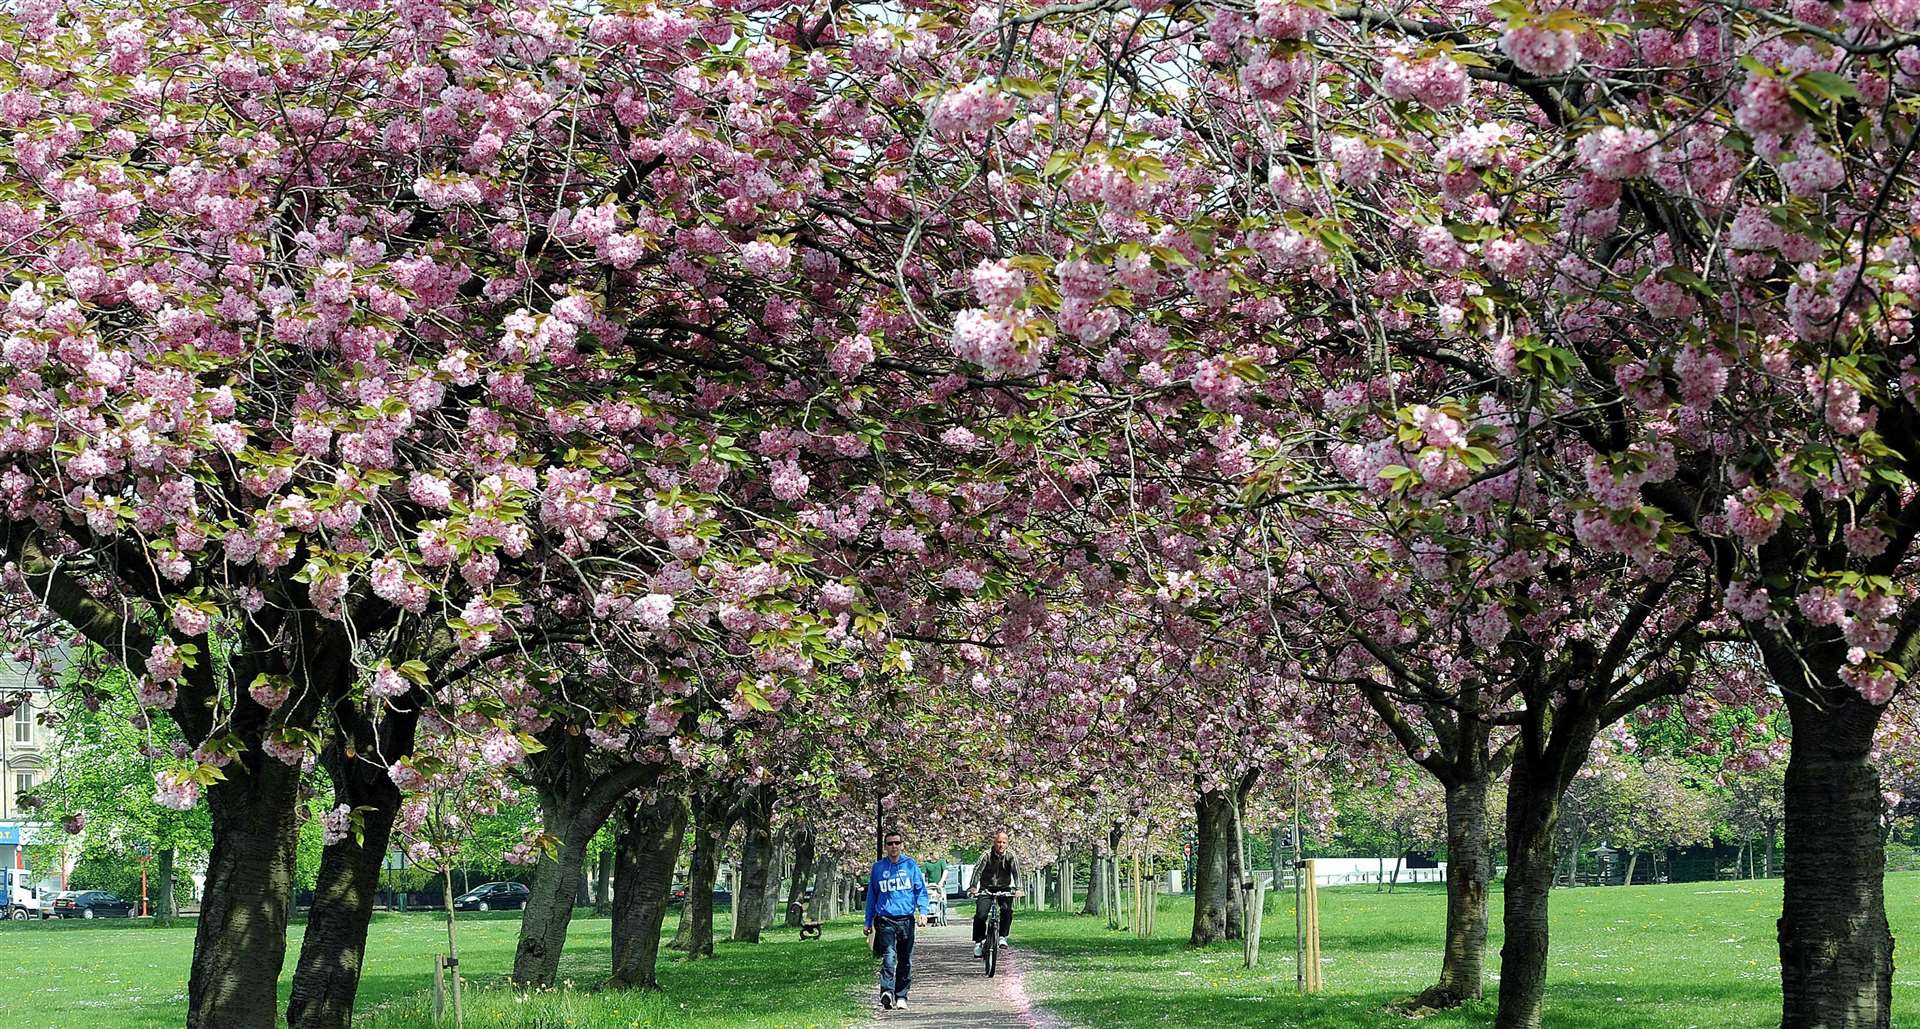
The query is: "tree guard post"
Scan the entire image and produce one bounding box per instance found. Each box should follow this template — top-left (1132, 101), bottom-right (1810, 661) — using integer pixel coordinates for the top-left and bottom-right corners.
top-left (1303, 859), bottom-right (1323, 992)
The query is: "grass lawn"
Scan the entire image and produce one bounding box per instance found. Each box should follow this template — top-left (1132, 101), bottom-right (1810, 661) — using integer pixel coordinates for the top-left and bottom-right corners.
top-left (0, 907), bottom-right (875, 1029)
top-left (1, 875), bottom-right (1913, 1027)
top-left (1016, 872), bottom-right (1920, 1028)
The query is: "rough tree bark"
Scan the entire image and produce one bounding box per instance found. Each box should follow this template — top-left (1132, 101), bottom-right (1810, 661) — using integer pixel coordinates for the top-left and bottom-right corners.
top-left (511, 732), bottom-right (663, 988)
top-left (805, 855), bottom-right (837, 921)
top-left (783, 828), bottom-right (815, 928)
top-left (669, 790), bottom-right (734, 957)
top-left (153, 848), bottom-right (176, 926)
top-left (1080, 850), bottom-right (1104, 916)
top-left (760, 835), bottom-right (786, 931)
top-left (1355, 668), bottom-right (1510, 1012)
top-left (287, 705), bottom-right (420, 1029)
top-left (1190, 784), bottom-right (1242, 946)
top-left (1774, 683), bottom-right (1894, 1029)
top-left (19, 542), bottom-right (326, 1029)
top-left (1493, 726), bottom-right (1593, 1029)
top-left (594, 849), bottom-right (614, 917)
top-left (608, 792), bottom-right (688, 991)
top-left (1419, 774), bottom-right (1491, 1007)
top-left (730, 786), bottom-right (776, 942)
top-left (187, 758), bottom-right (303, 1029)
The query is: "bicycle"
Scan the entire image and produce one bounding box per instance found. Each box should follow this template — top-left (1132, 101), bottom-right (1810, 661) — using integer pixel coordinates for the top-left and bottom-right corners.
top-left (973, 889), bottom-right (1017, 977)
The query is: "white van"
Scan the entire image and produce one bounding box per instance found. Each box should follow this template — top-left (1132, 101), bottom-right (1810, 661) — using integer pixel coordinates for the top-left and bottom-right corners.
top-left (0, 869), bottom-right (42, 919)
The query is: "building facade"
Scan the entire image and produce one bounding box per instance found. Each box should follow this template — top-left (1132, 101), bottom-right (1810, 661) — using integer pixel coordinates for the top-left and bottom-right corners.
top-left (0, 659), bottom-right (53, 876)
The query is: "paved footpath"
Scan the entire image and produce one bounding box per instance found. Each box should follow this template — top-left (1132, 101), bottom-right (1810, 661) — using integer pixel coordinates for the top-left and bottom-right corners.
top-left (861, 921), bottom-right (1061, 1028)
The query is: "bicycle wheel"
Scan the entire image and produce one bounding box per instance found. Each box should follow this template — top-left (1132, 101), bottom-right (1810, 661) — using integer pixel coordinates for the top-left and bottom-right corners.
top-left (985, 934), bottom-right (998, 977)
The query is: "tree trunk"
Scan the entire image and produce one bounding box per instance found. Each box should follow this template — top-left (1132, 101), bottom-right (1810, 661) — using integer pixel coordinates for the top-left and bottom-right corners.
top-left (1190, 786), bottom-right (1242, 945)
top-left (1778, 694), bottom-right (1893, 1029)
top-left (154, 848), bottom-right (177, 926)
top-left (576, 863), bottom-right (594, 908)
top-left (1764, 826), bottom-right (1775, 879)
top-left (761, 835), bottom-right (786, 930)
top-left (512, 802), bottom-right (594, 988)
top-left (287, 762), bottom-right (403, 1029)
top-left (731, 787), bottom-right (775, 943)
top-left (806, 857), bottom-right (837, 921)
top-left (287, 704), bottom-right (420, 1029)
top-left (670, 793), bottom-right (729, 957)
top-left (784, 830), bottom-right (815, 928)
top-left (608, 793), bottom-right (687, 991)
top-left (1494, 754), bottom-right (1569, 1029)
top-left (1414, 773), bottom-right (1490, 1009)
top-left (1389, 854), bottom-right (1403, 893)
top-left (594, 848), bottom-right (614, 916)
top-left (1080, 852), bottom-right (1104, 915)
top-left (1622, 851), bottom-right (1639, 887)
top-left (510, 746), bottom-right (662, 988)
top-left (1271, 825), bottom-right (1286, 899)
top-left (186, 758), bottom-right (302, 1029)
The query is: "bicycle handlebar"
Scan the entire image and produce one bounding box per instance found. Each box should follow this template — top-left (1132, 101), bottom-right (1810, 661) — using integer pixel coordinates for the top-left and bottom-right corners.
top-left (974, 889), bottom-right (1018, 897)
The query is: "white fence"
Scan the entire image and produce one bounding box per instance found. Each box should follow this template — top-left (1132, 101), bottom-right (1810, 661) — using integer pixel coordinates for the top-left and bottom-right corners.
top-left (1253, 857), bottom-right (1449, 888)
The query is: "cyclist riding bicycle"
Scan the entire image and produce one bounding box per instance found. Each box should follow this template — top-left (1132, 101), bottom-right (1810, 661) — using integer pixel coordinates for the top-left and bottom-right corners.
top-left (969, 830), bottom-right (1020, 958)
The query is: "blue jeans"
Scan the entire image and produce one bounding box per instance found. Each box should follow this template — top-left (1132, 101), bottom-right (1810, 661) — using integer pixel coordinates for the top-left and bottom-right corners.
top-left (874, 914), bottom-right (915, 997)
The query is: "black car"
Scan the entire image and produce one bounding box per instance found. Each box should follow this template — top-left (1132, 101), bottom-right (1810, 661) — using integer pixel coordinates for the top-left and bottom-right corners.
top-left (451, 882), bottom-right (529, 912)
top-left (53, 891), bottom-right (134, 919)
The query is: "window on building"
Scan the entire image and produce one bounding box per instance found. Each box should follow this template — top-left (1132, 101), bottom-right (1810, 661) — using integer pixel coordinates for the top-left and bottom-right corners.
top-left (13, 771), bottom-right (31, 803)
top-left (11, 705), bottom-right (29, 744)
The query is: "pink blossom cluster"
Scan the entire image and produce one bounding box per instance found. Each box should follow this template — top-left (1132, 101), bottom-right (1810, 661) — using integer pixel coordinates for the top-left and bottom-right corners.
top-left (1724, 488), bottom-right (1784, 545)
top-left (1724, 582), bottom-right (1773, 622)
top-left (929, 80), bottom-right (1014, 139)
top-left (1466, 601), bottom-right (1510, 650)
top-left (153, 770), bottom-right (200, 811)
top-left (320, 804), bottom-right (353, 846)
top-left (1380, 53), bottom-right (1470, 110)
top-left (1577, 126), bottom-right (1659, 180)
top-left (1329, 135), bottom-right (1383, 187)
top-left (264, 736), bottom-right (311, 768)
top-left (831, 334), bottom-right (875, 380)
top-left (1252, 0), bottom-right (1328, 39)
top-left (1499, 24), bottom-right (1581, 76)
top-left (1192, 358), bottom-right (1244, 412)
top-left (1241, 53), bottom-right (1304, 102)
top-left (370, 663), bottom-right (411, 700)
top-left (248, 677), bottom-right (291, 710)
top-left (950, 307), bottom-right (1049, 378)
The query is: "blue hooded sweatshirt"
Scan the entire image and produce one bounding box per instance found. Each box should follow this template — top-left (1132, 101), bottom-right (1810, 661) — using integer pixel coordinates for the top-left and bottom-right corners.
top-left (864, 854), bottom-right (929, 927)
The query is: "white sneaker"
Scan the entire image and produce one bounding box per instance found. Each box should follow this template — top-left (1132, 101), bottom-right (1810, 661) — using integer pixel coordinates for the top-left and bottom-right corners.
top-left (974, 941), bottom-right (984, 957)
top-left (895, 998), bottom-right (909, 1010)
top-left (999, 936), bottom-right (1009, 947)
top-left (881, 990), bottom-right (894, 1010)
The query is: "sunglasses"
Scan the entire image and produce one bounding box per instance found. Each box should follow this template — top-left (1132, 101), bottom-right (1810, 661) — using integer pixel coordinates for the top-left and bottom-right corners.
top-left (885, 839), bottom-right (904, 845)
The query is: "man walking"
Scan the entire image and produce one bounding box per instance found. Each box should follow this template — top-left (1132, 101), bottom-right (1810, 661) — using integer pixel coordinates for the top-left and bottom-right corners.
top-left (969, 830), bottom-right (1021, 957)
top-left (863, 830), bottom-right (928, 1010)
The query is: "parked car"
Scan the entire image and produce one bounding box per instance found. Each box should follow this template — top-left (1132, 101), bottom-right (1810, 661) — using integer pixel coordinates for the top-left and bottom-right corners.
top-left (42, 891), bottom-right (79, 919)
top-left (53, 891), bottom-right (134, 919)
top-left (451, 882), bottom-right (529, 912)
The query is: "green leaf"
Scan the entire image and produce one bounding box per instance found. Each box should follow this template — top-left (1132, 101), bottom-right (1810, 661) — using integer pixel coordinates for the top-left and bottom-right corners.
top-left (1797, 70), bottom-right (1856, 102)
